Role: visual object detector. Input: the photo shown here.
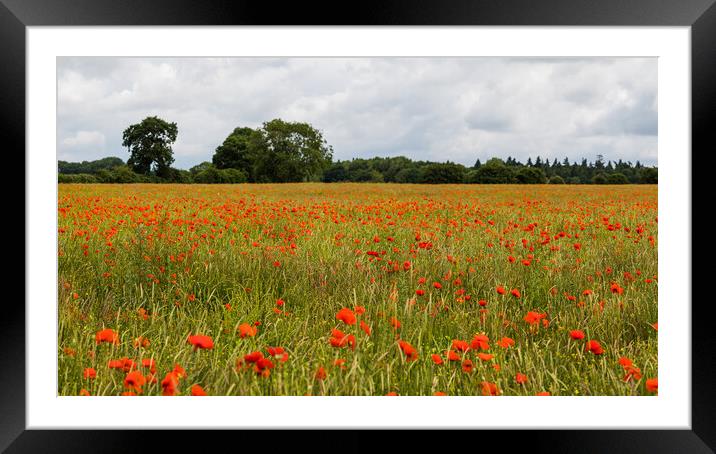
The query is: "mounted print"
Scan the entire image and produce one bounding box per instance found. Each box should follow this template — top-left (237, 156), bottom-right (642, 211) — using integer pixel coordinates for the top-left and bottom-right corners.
top-left (56, 56), bottom-right (658, 397)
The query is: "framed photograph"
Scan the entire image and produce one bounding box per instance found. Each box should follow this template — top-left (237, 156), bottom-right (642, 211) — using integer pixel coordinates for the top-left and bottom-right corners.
top-left (7, 0), bottom-right (714, 450)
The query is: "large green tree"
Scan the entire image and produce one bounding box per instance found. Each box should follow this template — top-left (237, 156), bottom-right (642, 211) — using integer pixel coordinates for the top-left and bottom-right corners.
top-left (122, 116), bottom-right (178, 177)
top-left (252, 119), bottom-right (333, 182)
top-left (212, 127), bottom-right (260, 176)
top-left (515, 166), bottom-right (547, 184)
top-left (419, 162), bottom-right (466, 184)
top-left (469, 158), bottom-right (514, 184)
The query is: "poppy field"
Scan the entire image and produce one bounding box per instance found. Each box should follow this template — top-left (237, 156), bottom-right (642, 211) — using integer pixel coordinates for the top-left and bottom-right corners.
top-left (58, 183), bottom-right (658, 396)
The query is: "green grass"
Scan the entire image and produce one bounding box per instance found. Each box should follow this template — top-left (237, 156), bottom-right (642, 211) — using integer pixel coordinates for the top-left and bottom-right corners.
top-left (58, 183), bottom-right (658, 396)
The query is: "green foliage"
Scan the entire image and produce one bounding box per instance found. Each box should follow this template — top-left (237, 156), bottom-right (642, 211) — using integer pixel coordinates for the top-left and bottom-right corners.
top-left (250, 119), bottom-right (333, 182)
top-left (193, 165), bottom-right (248, 184)
top-left (212, 127), bottom-right (260, 175)
top-left (122, 116), bottom-right (178, 176)
top-left (419, 162), bottom-right (467, 184)
top-left (58, 157), bottom-right (125, 174)
top-left (61, 118), bottom-right (656, 185)
top-left (322, 163), bottom-right (350, 182)
top-left (592, 173), bottom-right (608, 185)
top-left (163, 168), bottom-right (193, 184)
top-left (515, 166), bottom-right (547, 184)
top-left (607, 173), bottom-right (630, 184)
top-left (470, 158), bottom-right (514, 184)
top-left (221, 168), bottom-right (248, 183)
top-left (58, 173), bottom-right (98, 183)
top-left (394, 167), bottom-right (422, 183)
top-left (639, 167), bottom-right (658, 184)
top-left (58, 184), bottom-right (658, 396)
top-left (94, 166), bottom-right (139, 183)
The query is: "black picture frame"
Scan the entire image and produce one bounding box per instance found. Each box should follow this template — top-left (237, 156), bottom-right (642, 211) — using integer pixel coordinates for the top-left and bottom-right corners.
top-left (5, 0), bottom-right (713, 451)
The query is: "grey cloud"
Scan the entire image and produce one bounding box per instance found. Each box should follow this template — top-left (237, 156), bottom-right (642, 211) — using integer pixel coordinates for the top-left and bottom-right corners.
top-left (57, 57), bottom-right (657, 169)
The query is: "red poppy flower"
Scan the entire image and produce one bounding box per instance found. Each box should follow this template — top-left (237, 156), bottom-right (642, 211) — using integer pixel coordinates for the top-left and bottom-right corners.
top-left (385, 391), bottom-right (399, 396)
top-left (238, 323), bottom-right (257, 338)
top-left (497, 337), bottom-right (515, 348)
top-left (83, 368), bottom-right (97, 379)
top-left (336, 308), bottom-right (357, 325)
top-left (108, 357), bottom-right (136, 372)
top-left (244, 351), bottom-right (264, 363)
top-left (398, 340), bottom-right (418, 361)
top-left (452, 340), bottom-right (469, 352)
top-left (172, 363), bottom-right (186, 379)
top-left (433, 391), bottom-right (447, 396)
top-left (446, 350), bottom-right (461, 361)
top-left (496, 286), bottom-right (506, 295)
top-left (95, 328), bottom-right (120, 345)
top-left (515, 373), bottom-right (528, 384)
top-left (524, 311), bottom-right (546, 325)
top-left (645, 378), bottom-right (658, 393)
top-left (477, 353), bottom-right (494, 361)
top-left (354, 305), bottom-right (366, 315)
top-left (134, 336), bottom-right (150, 348)
top-left (585, 340), bottom-right (604, 355)
top-left (191, 384), bottom-right (208, 396)
top-left (416, 289), bottom-right (425, 296)
top-left (433, 282), bottom-right (442, 289)
top-left (141, 358), bottom-right (157, 374)
top-left (315, 366), bottom-right (327, 380)
top-left (535, 391), bottom-right (551, 396)
top-left (360, 320), bottom-right (371, 336)
top-left (480, 381), bottom-right (500, 396)
top-left (254, 358), bottom-right (275, 377)
top-left (329, 329), bottom-right (356, 350)
top-left (161, 372), bottom-right (180, 396)
top-left (471, 334), bottom-right (490, 351)
top-left (510, 289), bottom-right (521, 298)
top-left (461, 359), bottom-right (474, 373)
top-left (569, 330), bottom-right (585, 340)
top-left (187, 334), bottom-right (214, 350)
top-left (431, 354), bottom-right (444, 365)
top-left (390, 317), bottom-right (401, 330)
top-left (623, 365), bottom-right (642, 382)
top-left (79, 389), bottom-right (90, 396)
top-left (618, 357), bottom-right (633, 368)
top-left (124, 370), bottom-right (146, 393)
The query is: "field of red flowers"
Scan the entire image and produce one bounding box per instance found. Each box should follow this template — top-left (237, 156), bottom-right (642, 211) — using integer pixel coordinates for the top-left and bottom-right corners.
top-left (58, 183), bottom-right (657, 396)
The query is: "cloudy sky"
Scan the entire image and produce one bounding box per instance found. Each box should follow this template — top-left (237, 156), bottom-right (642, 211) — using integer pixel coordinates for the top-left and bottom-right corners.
top-left (57, 57), bottom-right (657, 169)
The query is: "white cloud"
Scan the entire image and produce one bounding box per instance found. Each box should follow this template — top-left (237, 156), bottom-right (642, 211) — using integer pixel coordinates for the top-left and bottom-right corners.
top-left (57, 57), bottom-right (658, 169)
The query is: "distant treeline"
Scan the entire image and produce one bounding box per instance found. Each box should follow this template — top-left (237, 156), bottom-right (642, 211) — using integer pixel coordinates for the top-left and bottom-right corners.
top-left (58, 116), bottom-right (657, 184)
top-left (322, 156), bottom-right (657, 184)
top-left (58, 155), bottom-right (657, 185)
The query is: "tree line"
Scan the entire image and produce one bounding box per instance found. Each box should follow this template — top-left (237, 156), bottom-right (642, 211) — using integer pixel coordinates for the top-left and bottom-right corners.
top-left (58, 116), bottom-right (657, 184)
